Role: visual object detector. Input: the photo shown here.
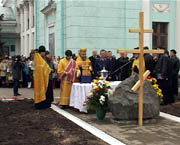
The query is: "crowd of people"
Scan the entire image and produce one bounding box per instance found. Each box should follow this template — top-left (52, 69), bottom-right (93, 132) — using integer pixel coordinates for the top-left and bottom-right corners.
top-left (0, 46), bottom-right (179, 108)
top-left (0, 51), bottom-right (61, 89)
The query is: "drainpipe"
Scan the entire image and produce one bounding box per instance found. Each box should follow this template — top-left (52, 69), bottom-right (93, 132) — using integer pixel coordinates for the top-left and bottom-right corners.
top-left (61, 0), bottom-right (65, 56)
top-left (123, 0), bottom-right (126, 48)
top-left (35, 0), bottom-right (38, 49)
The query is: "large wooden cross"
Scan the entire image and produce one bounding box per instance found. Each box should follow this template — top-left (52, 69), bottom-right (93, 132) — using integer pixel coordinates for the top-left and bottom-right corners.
top-left (117, 12), bottom-right (164, 127)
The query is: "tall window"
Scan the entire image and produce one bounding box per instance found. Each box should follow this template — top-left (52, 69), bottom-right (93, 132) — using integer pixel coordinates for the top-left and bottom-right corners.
top-left (49, 33), bottom-right (55, 56)
top-left (152, 22), bottom-right (168, 49)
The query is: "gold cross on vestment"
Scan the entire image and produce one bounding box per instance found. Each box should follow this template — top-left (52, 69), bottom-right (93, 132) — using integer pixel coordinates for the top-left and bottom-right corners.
top-left (117, 12), bottom-right (164, 127)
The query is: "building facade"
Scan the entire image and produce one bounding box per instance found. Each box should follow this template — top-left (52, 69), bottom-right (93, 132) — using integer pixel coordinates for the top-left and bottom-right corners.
top-left (34, 0), bottom-right (180, 58)
top-left (2, 0), bottom-right (35, 57)
top-left (16, 0), bottom-right (35, 57)
top-left (0, 0), bottom-right (19, 56)
top-left (2, 0), bottom-right (180, 58)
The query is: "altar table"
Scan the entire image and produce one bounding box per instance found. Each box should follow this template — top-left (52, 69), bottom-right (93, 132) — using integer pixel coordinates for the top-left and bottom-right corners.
top-left (69, 81), bottom-right (121, 113)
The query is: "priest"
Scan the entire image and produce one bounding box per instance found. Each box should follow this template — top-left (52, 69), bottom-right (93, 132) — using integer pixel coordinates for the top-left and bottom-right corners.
top-left (34, 46), bottom-right (53, 109)
top-left (58, 50), bottom-right (76, 108)
top-left (76, 48), bottom-right (92, 83)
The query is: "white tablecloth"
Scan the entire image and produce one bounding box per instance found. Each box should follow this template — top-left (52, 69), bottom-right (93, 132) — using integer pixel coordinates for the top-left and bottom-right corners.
top-left (69, 81), bottom-right (121, 113)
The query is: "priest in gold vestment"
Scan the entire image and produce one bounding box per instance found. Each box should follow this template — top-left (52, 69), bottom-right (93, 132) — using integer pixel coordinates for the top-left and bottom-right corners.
top-left (132, 53), bottom-right (145, 74)
top-left (34, 46), bottom-right (53, 109)
top-left (58, 50), bottom-right (76, 108)
top-left (76, 48), bottom-right (92, 82)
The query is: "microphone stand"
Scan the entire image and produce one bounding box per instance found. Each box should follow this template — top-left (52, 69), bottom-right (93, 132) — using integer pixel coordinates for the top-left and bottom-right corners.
top-left (110, 58), bottom-right (134, 75)
top-left (106, 58), bottom-right (134, 81)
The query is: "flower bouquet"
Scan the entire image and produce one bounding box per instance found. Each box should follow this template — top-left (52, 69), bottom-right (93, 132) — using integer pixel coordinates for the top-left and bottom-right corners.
top-left (146, 76), bottom-right (163, 104)
top-left (84, 76), bottom-right (113, 120)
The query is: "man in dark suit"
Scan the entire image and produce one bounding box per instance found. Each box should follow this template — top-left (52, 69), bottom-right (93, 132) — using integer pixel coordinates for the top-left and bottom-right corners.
top-left (12, 55), bottom-right (23, 96)
top-left (170, 49), bottom-right (180, 99)
top-left (89, 49), bottom-right (99, 79)
top-left (94, 49), bottom-right (111, 78)
top-left (144, 47), bottom-right (154, 74)
top-left (115, 53), bottom-right (130, 81)
top-left (106, 51), bottom-right (116, 81)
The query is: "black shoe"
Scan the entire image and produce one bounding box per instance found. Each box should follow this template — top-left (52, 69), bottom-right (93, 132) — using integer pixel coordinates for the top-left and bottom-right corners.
top-left (59, 105), bottom-right (69, 109)
top-left (59, 105), bottom-right (66, 109)
top-left (17, 93), bottom-right (21, 96)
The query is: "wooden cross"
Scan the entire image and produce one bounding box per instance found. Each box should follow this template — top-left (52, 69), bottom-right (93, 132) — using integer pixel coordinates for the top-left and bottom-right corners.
top-left (117, 12), bottom-right (164, 127)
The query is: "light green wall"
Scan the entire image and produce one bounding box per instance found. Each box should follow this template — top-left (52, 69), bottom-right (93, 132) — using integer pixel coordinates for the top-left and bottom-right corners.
top-left (35, 1), bottom-right (46, 48)
top-left (150, 0), bottom-right (176, 50)
top-left (35, 0), bottom-right (63, 57)
top-left (65, 0), bottom-right (142, 57)
top-left (35, 0), bottom-right (142, 57)
top-left (55, 0), bottom-right (63, 57)
top-left (37, 0), bottom-right (180, 57)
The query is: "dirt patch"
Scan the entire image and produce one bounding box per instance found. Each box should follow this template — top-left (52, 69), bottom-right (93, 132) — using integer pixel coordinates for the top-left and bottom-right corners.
top-left (0, 99), bottom-right (107, 145)
top-left (160, 102), bottom-right (180, 117)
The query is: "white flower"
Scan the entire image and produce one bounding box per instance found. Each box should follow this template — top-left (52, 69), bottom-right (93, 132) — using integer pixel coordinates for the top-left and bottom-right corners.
top-left (99, 95), bottom-right (105, 103)
top-left (88, 92), bottom-right (93, 96)
top-left (99, 100), bottom-right (104, 105)
top-left (98, 84), bottom-right (103, 89)
top-left (98, 80), bottom-right (104, 85)
top-left (101, 95), bottom-right (105, 100)
top-left (107, 89), bottom-right (113, 97)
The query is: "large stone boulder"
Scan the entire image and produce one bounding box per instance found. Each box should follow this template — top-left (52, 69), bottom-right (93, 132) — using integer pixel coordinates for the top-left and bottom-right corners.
top-left (108, 74), bottom-right (159, 120)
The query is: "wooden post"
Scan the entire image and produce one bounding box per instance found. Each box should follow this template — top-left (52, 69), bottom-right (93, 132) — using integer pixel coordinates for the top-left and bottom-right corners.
top-left (138, 12), bottom-right (144, 127)
top-left (117, 12), bottom-right (164, 126)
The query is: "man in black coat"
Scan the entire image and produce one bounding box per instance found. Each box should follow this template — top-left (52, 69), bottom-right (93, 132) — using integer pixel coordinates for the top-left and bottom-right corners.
top-left (94, 49), bottom-right (111, 78)
top-left (144, 47), bottom-right (154, 74)
top-left (107, 51), bottom-right (116, 81)
top-left (154, 49), bottom-right (174, 104)
top-left (170, 49), bottom-right (180, 98)
top-left (89, 49), bottom-right (99, 79)
top-left (12, 55), bottom-right (23, 96)
top-left (115, 53), bottom-right (130, 81)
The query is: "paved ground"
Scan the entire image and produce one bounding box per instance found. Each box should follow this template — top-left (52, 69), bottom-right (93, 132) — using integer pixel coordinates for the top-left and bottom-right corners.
top-left (67, 110), bottom-right (180, 145)
top-left (1, 88), bottom-right (180, 145)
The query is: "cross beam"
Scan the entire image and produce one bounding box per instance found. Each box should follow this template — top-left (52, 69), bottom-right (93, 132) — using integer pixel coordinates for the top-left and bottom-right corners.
top-left (117, 49), bottom-right (164, 54)
top-left (117, 12), bottom-right (164, 127)
top-left (129, 29), bottom-right (153, 33)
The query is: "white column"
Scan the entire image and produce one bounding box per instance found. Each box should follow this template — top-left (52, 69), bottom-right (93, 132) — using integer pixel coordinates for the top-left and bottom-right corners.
top-left (176, 1), bottom-right (180, 58)
top-left (29, 1), bottom-right (34, 28)
top-left (29, 1), bottom-right (33, 51)
top-left (142, 0), bottom-right (150, 47)
top-left (20, 8), bottom-right (24, 55)
top-left (24, 5), bottom-right (28, 56)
